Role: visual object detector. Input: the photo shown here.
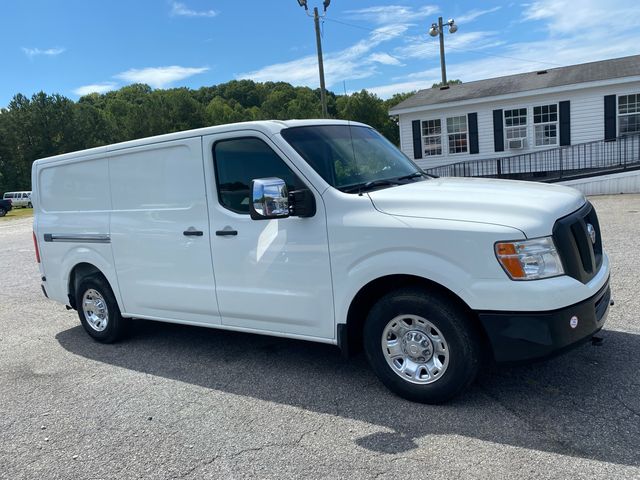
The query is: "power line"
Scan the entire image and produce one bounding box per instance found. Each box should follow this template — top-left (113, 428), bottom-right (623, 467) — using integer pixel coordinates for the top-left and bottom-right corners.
top-left (323, 17), bottom-right (563, 68)
top-left (325, 17), bottom-right (402, 38)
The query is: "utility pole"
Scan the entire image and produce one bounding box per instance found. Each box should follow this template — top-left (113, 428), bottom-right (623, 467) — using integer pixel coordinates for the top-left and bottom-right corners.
top-left (313, 7), bottom-right (328, 118)
top-left (429, 17), bottom-right (458, 86)
top-left (437, 17), bottom-right (447, 85)
top-left (297, 0), bottom-right (330, 118)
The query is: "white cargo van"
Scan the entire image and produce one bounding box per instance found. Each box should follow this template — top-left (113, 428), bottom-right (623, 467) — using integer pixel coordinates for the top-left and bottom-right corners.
top-left (32, 120), bottom-right (611, 403)
top-left (3, 191), bottom-right (32, 208)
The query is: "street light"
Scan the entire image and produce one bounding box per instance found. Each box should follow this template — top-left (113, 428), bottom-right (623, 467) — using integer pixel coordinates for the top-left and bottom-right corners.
top-left (297, 1), bottom-right (330, 118)
top-left (429, 17), bottom-right (458, 86)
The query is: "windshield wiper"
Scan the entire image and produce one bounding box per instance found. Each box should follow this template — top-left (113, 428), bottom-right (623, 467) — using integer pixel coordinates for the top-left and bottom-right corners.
top-left (342, 178), bottom-right (403, 195)
top-left (396, 170), bottom-right (437, 181)
top-left (396, 171), bottom-right (426, 181)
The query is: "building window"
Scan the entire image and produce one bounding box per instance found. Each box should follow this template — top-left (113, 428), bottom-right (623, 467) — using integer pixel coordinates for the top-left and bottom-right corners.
top-left (446, 115), bottom-right (468, 154)
top-left (421, 119), bottom-right (442, 156)
top-left (504, 108), bottom-right (527, 141)
top-left (533, 104), bottom-right (558, 146)
top-left (619, 94), bottom-right (640, 135)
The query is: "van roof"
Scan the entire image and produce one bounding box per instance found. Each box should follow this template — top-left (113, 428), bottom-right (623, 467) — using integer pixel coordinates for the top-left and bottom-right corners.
top-left (34, 119), bottom-right (367, 165)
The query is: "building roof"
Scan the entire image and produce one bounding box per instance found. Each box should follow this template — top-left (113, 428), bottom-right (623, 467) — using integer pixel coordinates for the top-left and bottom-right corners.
top-left (390, 54), bottom-right (640, 114)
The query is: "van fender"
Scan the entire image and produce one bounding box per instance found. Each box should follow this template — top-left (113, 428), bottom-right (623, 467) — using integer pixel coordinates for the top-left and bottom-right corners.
top-left (335, 248), bottom-right (475, 327)
top-left (59, 246), bottom-right (125, 313)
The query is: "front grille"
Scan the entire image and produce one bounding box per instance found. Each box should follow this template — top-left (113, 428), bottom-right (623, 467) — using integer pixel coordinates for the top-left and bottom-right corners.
top-left (552, 201), bottom-right (603, 284)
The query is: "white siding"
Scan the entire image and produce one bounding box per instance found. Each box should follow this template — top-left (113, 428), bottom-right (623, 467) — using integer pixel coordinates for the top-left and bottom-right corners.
top-left (560, 170), bottom-right (640, 195)
top-left (398, 81), bottom-right (640, 170)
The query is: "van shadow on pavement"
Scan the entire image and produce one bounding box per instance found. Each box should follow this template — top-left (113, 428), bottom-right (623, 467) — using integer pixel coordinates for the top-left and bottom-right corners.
top-left (56, 320), bottom-right (640, 466)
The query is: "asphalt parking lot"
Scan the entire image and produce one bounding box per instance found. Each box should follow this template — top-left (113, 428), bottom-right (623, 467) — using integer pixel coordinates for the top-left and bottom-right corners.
top-left (1, 194), bottom-right (639, 479)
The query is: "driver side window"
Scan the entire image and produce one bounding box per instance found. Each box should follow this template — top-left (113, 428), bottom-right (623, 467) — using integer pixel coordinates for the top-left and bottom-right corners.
top-left (213, 137), bottom-right (305, 214)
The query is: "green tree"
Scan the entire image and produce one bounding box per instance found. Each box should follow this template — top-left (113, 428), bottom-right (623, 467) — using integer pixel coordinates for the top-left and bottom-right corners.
top-left (432, 79), bottom-right (462, 88)
top-left (383, 91), bottom-right (417, 145)
top-left (0, 80), bottom-right (418, 192)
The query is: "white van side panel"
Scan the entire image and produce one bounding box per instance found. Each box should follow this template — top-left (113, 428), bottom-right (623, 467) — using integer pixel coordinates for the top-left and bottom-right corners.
top-left (40, 160), bottom-right (110, 212)
top-left (36, 155), bottom-right (119, 307)
top-left (108, 138), bottom-right (221, 324)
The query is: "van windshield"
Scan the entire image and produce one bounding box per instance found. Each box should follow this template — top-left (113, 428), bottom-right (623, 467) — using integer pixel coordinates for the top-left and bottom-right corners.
top-left (281, 125), bottom-right (425, 193)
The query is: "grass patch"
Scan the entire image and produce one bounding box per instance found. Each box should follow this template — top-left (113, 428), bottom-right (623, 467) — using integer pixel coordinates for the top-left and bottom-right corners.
top-left (0, 207), bottom-right (33, 221)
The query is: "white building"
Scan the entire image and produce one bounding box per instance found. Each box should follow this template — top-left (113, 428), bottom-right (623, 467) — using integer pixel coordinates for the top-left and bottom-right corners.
top-left (389, 55), bottom-right (640, 170)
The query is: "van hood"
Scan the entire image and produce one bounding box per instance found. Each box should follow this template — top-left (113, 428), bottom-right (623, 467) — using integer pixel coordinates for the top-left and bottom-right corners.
top-left (367, 177), bottom-right (585, 238)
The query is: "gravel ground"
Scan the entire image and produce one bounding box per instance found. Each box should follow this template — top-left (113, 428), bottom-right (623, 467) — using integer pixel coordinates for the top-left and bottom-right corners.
top-left (0, 194), bottom-right (639, 479)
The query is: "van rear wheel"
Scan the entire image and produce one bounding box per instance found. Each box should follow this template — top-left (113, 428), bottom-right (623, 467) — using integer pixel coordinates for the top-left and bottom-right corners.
top-left (0, 208), bottom-right (5, 217)
top-left (363, 288), bottom-right (480, 404)
top-left (76, 276), bottom-right (127, 343)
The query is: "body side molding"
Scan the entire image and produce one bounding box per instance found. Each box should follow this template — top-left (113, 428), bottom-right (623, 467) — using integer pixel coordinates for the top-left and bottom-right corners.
top-left (43, 233), bottom-right (111, 244)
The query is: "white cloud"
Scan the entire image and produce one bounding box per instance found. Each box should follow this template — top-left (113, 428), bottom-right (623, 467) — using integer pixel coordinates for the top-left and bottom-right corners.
top-left (368, 52), bottom-right (403, 66)
top-left (349, 0), bottom-right (640, 100)
top-left (239, 54), bottom-right (377, 89)
top-left (365, 77), bottom-right (439, 98)
top-left (240, 0), bottom-right (640, 101)
top-left (456, 6), bottom-right (501, 24)
top-left (239, 24), bottom-right (408, 88)
top-left (365, 29), bottom-right (640, 99)
top-left (73, 83), bottom-right (117, 96)
top-left (522, 0), bottom-right (640, 32)
top-left (345, 5), bottom-right (439, 25)
top-left (115, 66), bottom-right (209, 88)
top-left (396, 31), bottom-right (504, 60)
top-left (170, 2), bottom-right (217, 18)
top-left (22, 47), bottom-right (65, 58)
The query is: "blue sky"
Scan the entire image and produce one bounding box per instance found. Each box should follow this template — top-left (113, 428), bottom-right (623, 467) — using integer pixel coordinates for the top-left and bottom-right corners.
top-left (1, 0), bottom-right (639, 107)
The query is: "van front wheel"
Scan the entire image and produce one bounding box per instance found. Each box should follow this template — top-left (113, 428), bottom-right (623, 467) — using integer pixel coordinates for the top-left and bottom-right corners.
top-left (76, 276), bottom-right (127, 343)
top-left (363, 288), bottom-right (480, 404)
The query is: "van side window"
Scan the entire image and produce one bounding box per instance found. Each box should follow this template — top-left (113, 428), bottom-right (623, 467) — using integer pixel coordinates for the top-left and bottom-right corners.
top-left (213, 137), bottom-right (305, 214)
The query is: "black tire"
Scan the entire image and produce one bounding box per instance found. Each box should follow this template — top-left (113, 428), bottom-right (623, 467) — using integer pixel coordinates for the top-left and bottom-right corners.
top-left (0, 208), bottom-right (5, 217)
top-left (363, 287), bottom-right (481, 404)
top-left (76, 275), bottom-right (127, 343)
top-left (27, 202), bottom-right (32, 208)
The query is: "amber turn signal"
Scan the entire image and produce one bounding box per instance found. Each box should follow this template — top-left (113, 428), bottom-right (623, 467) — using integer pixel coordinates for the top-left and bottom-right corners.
top-left (495, 242), bottom-right (525, 279)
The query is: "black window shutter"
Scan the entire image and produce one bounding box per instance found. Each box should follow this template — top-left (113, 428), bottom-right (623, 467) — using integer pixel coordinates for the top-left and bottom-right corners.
top-left (468, 112), bottom-right (479, 154)
top-left (492, 109), bottom-right (504, 152)
top-left (604, 95), bottom-right (617, 141)
top-left (559, 100), bottom-right (571, 146)
top-left (411, 120), bottom-right (423, 159)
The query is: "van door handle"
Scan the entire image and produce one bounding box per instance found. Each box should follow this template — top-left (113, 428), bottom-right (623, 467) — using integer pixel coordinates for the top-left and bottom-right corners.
top-left (183, 229), bottom-right (203, 236)
top-left (216, 229), bottom-right (238, 236)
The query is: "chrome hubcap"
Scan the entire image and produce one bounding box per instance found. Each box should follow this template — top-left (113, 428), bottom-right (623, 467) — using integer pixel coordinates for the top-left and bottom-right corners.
top-left (402, 330), bottom-right (433, 363)
top-left (382, 315), bottom-right (449, 385)
top-left (82, 289), bottom-right (109, 332)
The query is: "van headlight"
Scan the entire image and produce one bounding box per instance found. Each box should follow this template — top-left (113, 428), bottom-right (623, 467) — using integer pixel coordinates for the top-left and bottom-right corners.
top-left (495, 237), bottom-right (564, 280)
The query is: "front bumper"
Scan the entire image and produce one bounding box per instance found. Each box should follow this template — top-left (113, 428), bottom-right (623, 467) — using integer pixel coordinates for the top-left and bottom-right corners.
top-left (477, 277), bottom-right (611, 363)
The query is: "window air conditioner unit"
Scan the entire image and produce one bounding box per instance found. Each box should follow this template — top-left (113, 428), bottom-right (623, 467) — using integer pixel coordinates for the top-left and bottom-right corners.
top-left (508, 138), bottom-right (526, 149)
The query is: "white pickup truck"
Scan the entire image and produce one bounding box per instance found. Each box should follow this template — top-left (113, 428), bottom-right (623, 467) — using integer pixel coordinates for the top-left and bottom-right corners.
top-left (32, 120), bottom-right (611, 403)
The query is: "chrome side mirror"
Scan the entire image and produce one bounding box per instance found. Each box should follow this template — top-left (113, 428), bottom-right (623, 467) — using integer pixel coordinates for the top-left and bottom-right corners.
top-left (249, 178), bottom-right (290, 220)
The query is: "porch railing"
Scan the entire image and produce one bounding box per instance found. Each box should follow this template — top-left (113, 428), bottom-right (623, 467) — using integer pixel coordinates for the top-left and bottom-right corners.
top-left (423, 134), bottom-right (640, 182)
